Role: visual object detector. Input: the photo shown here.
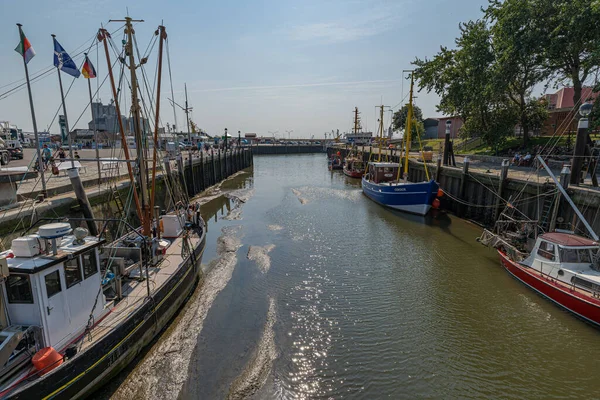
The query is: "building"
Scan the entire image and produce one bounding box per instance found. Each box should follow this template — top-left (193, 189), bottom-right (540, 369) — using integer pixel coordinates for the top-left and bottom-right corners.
top-left (423, 118), bottom-right (439, 139)
top-left (541, 87), bottom-right (599, 136)
top-left (436, 116), bottom-right (463, 139)
top-left (88, 101), bottom-right (150, 136)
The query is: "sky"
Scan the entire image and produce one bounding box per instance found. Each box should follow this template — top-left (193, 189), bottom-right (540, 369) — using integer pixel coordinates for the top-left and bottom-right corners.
top-left (0, 0), bottom-right (490, 139)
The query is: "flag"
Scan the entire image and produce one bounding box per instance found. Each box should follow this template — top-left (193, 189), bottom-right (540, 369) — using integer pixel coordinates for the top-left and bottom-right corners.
top-left (53, 37), bottom-right (80, 78)
top-left (15, 27), bottom-right (36, 64)
top-left (82, 55), bottom-right (96, 79)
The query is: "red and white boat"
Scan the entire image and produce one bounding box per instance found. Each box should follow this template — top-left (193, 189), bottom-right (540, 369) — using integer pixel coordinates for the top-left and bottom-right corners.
top-left (343, 156), bottom-right (364, 178)
top-left (481, 156), bottom-right (600, 327)
top-left (498, 232), bottom-right (600, 325)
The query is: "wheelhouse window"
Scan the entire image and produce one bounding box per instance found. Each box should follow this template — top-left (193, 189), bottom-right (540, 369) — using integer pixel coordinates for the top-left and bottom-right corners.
top-left (45, 270), bottom-right (62, 298)
top-left (82, 250), bottom-right (98, 279)
top-left (65, 258), bottom-right (82, 288)
top-left (537, 241), bottom-right (556, 261)
top-left (559, 247), bottom-right (592, 264)
top-left (6, 274), bottom-right (33, 304)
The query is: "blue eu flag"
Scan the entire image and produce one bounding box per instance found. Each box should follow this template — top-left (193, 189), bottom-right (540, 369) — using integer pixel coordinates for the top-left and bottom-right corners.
top-left (53, 38), bottom-right (80, 78)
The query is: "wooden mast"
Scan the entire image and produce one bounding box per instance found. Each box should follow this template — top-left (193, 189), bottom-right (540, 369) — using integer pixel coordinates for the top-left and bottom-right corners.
top-left (123, 16), bottom-right (152, 236)
top-left (150, 25), bottom-right (167, 218)
top-left (97, 28), bottom-right (142, 219)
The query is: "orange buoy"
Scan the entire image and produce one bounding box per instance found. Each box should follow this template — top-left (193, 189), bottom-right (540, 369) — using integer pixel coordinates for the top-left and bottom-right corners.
top-left (432, 198), bottom-right (441, 209)
top-left (437, 189), bottom-right (444, 198)
top-left (32, 347), bottom-right (63, 375)
top-left (336, 151), bottom-right (341, 156)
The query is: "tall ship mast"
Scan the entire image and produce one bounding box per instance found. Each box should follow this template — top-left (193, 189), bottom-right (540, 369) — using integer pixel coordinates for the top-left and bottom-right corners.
top-left (0, 18), bottom-right (206, 399)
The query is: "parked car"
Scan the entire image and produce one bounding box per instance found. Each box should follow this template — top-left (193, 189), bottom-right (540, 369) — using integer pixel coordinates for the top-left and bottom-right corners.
top-left (7, 147), bottom-right (23, 160)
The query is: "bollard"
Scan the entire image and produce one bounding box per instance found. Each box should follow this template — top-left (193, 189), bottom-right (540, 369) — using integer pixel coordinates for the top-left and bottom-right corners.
top-left (458, 157), bottom-right (470, 216)
top-left (493, 159), bottom-right (510, 222)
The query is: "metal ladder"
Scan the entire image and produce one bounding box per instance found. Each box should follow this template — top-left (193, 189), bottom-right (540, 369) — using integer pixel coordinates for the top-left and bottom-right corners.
top-left (539, 186), bottom-right (556, 233)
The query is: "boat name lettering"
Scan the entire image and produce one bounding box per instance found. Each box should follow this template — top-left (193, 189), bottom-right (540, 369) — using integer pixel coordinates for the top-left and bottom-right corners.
top-left (394, 188), bottom-right (406, 192)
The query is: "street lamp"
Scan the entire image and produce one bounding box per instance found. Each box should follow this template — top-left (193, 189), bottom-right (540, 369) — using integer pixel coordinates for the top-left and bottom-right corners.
top-left (570, 102), bottom-right (593, 185)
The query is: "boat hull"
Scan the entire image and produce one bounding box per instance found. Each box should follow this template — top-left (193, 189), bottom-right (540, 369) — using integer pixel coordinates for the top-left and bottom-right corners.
top-left (7, 232), bottom-right (206, 400)
top-left (499, 250), bottom-right (600, 327)
top-left (361, 177), bottom-right (439, 216)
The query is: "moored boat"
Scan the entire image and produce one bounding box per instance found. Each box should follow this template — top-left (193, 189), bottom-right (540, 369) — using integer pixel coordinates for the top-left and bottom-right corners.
top-left (343, 157), bottom-right (364, 178)
top-left (480, 157), bottom-right (600, 327)
top-left (0, 19), bottom-right (207, 399)
top-left (361, 73), bottom-right (440, 216)
top-left (328, 152), bottom-right (343, 170)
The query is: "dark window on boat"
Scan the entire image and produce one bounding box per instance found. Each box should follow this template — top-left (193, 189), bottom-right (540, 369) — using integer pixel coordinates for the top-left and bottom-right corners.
top-left (571, 276), bottom-right (600, 292)
top-left (65, 258), bottom-right (82, 288)
top-left (82, 251), bottom-right (98, 279)
top-left (6, 274), bottom-right (33, 304)
top-left (45, 271), bottom-right (62, 298)
top-left (559, 247), bottom-right (592, 263)
top-left (537, 241), bottom-right (556, 261)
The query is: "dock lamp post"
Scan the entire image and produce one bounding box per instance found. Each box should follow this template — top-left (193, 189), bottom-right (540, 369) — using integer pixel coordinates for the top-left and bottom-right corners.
top-left (570, 102), bottom-right (593, 185)
top-left (224, 128), bottom-right (228, 152)
top-left (238, 130), bottom-right (241, 147)
top-left (443, 119), bottom-right (452, 166)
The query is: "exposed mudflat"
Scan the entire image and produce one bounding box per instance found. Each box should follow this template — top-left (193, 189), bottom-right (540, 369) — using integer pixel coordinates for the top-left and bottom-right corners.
top-left (110, 226), bottom-right (242, 400)
top-left (247, 244), bottom-right (276, 273)
top-left (226, 297), bottom-right (277, 400)
top-left (223, 189), bottom-right (256, 220)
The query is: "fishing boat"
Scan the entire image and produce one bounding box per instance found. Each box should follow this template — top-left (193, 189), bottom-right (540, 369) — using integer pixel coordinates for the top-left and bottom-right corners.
top-left (480, 157), bottom-right (600, 327)
top-left (361, 73), bottom-right (439, 216)
top-left (328, 152), bottom-right (343, 170)
top-left (0, 20), bottom-right (206, 399)
top-left (343, 156), bottom-right (364, 178)
top-left (343, 108), bottom-right (366, 178)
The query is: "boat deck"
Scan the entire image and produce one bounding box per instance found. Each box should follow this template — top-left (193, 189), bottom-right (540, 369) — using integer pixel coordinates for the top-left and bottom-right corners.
top-left (79, 234), bottom-right (200, 353)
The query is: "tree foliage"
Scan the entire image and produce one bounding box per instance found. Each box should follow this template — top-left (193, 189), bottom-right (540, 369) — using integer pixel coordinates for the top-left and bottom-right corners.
top-left (412, 0), bottom-right (599, 150)
top-left (392, 104), bottom-right (424, 139)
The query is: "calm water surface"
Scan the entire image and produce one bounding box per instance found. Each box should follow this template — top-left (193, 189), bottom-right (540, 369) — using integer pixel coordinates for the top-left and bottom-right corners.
top-left (107, 153), bottom-right (600, 399)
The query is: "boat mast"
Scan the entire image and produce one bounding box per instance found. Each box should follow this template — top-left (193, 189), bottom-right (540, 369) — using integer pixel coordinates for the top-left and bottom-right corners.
top-left (123, 17), bottom-right (152, 236)
top-left (377, 105), bottom-right (384, 162)
top-left (354, 107), bottom-right (359, 134)
top-left (97, 28), bottom-right (142, 220)
top-left (150, 25), bottom-right (167, 218)
top-left (402, 73), bottom-right (414, 180)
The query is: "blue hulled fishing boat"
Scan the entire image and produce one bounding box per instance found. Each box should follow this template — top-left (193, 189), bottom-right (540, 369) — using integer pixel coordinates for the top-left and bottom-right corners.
top-left (362, 72), bottom-right (440, 216)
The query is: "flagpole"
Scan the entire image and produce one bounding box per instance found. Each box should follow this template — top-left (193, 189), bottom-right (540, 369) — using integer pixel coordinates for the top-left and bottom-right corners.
top-left (85, 53), bottom-right (102, 182)
top-left (17, 23), bottom-right (47, 198)
top-left (52, 34), bottom-right (75, 169)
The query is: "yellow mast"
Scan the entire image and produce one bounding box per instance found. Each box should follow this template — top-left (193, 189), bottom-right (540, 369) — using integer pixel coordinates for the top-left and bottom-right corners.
top-left (402, 74), bottom-right (414, 180)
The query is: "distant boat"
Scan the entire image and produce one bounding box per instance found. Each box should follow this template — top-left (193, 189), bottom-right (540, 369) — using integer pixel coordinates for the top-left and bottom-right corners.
top-left (361, 73), bottom-right (439, 216)
top-left (328, 152), bottom-right (342, 170)
top-left (343, 108), bottom-right (366, 178)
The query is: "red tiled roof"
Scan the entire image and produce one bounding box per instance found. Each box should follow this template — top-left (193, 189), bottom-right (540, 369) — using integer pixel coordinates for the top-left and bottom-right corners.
top-left (540, 232), bottom-right (598, 247)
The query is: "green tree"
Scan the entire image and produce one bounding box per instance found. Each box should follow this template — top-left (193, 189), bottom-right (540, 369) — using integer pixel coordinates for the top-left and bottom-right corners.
top-left (541, 0), bottom-right (600, 106)
top-left (485, 0), bottom-right (548, 146)
top-left (414, 20), bottom-right (516, 147)
top-left (392, 104), bottom-right (424, 139)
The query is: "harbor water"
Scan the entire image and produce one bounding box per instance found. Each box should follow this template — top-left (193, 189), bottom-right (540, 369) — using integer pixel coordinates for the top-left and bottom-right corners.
top-left (102, 153), bottom-right (600, 399)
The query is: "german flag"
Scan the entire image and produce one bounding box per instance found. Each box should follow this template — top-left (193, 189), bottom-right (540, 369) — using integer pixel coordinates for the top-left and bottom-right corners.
top-left (82, 55), bottom-right (96, 79)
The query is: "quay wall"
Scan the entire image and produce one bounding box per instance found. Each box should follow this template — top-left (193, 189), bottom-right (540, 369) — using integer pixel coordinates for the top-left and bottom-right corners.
top-left (328, 146), bottom-right (600, 233)
top-left (0, 148), bottom-right (253, 247)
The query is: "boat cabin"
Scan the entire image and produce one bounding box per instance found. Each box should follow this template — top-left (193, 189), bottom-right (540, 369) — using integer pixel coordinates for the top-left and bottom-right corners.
top-left (366, 162), bottom-right (399, 184)
top-left (523, 232), bottom-right (600, 292)
top-left (0, 223), bottom-right (107, 382)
